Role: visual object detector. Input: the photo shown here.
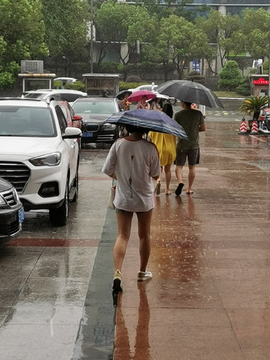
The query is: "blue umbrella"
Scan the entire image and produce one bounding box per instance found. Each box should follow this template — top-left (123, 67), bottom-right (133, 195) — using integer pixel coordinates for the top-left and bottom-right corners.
top-left (105, 109), bottom-right (187, 139)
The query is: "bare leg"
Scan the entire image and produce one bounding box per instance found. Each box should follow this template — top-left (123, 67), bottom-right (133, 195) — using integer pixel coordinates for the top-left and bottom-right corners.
top-left (137, 210), bottom-right (153, 272)
top-left (175, 165), bottom-right (183, 184)
top-left (164, 164), bottom-right (171, 194)
top-left (155, 167), bottom-right (163, 195)
top-left (175, 165), bottom-right (184, 195)
top-left (187, 165), bottom-right (195, 194)
top-left (114, 211), bottom-right (133, 272)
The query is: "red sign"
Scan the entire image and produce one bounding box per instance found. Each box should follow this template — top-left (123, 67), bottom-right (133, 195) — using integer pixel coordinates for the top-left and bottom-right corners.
top-left (253, 78), bottom-right (269, 85)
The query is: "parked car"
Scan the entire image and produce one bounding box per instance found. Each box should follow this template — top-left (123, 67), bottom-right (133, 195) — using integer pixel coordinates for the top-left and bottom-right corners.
top-left (59, 100), bottom-right (83, 147)
top-left (22, 89), bottom-right (88, 103)
top-left (59, 100), bottom-right (83, 129)
top-left (54, 77), bottom-right (77, 84)
top-left (0, 177), bottom-right (24, 244)
top-left (128, 83), bottom-right (158, 93)
top-left (71, 97), bottom-right (125, 144)
top-left (0, 98), bottom-right (81, 227)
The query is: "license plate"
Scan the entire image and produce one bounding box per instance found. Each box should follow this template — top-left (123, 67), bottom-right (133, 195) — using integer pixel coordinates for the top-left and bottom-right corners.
top-left (82, 132), bottom-right (93, 137)
top-left (19, 208), bottom-right (24, 223)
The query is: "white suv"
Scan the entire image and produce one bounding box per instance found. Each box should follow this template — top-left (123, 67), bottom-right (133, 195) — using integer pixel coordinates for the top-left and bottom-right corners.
top-left (0, 98), bottom-right (81, 226)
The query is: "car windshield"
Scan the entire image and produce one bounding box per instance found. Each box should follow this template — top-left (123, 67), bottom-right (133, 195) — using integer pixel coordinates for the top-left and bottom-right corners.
top-left (24, 93), bottom-right (46, 99)
top-left (72, 101), bottom-right (116, 114)
top-left (0, 106), bottom-right (56, 137)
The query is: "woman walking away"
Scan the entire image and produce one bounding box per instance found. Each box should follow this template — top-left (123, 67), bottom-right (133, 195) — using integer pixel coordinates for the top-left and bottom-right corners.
top-left (148, 103), bottom-right (176, 195)
top-left (102, 125), bottom-right (160, 292)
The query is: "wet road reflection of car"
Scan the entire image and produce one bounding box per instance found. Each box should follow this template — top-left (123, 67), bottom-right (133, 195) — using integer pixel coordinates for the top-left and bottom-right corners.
top-left (0, 177), bottom-right (24, 244)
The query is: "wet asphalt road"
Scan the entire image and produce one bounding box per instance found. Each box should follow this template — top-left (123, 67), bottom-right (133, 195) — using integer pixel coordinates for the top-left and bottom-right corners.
top-left (2, 98), bottom-right (270, 359)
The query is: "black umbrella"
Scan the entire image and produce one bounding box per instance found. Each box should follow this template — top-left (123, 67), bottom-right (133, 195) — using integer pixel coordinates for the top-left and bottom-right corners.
top-left (116, 90), bottom-right (132, 100)
top-left (156, 80), bottom-right (223, 108)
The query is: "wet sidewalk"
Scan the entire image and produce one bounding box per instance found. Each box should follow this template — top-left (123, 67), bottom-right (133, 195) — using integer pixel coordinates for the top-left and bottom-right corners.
top-left (1, 115), bottom-right (270, 359)
top-left (113, 121), bottom-right (270, 360)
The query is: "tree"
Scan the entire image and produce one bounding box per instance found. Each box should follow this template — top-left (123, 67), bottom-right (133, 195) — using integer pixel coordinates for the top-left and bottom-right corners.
top-left (0, 0), bottom-right (48, 88)
top-left (218, 60), bottom-right (242, 91)
top-left (41, 0), bottom-right (89, 58)
top-left (95, 1), bottom-right (156, 77)
top-left (157, 15), bottom-right (209, 79)
top-left (242, 8), bottom-right (270, 61)
top-left (196, 10), bottom-right (245, 74)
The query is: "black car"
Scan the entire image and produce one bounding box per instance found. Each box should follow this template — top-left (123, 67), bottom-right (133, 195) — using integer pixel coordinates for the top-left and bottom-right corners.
top-left (71, 97), bottom-right (125, 144)
top-left (0, 178), bottom-right (24, 244)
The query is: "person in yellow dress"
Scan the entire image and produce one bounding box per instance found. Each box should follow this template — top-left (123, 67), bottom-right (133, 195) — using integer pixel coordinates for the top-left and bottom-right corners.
top-left (148, 103), bottom-right (176, 195)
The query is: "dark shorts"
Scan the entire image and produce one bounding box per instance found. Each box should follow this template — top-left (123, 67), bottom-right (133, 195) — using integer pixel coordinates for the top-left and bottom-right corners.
top-left (175, 148), bottom-right (200, 166)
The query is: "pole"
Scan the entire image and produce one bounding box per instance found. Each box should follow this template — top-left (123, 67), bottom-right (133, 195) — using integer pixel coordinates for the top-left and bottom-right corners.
top-left (90, 0), bottom-right (93, 73)
top-left (268, 50), bottom-right (270, 96)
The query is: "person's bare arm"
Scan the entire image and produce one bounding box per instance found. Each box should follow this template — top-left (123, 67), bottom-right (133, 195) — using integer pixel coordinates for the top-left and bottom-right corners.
top-left (199, 123), bottom-right (206, 132)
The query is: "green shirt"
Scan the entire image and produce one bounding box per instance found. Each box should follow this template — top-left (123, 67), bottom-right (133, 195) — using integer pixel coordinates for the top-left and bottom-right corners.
top-left (174, 109), bottom-right (205, 150)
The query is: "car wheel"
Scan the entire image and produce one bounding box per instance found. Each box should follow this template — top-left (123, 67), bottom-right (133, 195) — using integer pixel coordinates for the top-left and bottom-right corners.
top-left (49, 180), bottom-right (69, 226)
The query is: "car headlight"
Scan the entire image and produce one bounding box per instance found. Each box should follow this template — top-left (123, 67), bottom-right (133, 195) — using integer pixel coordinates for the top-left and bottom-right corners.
top-left (103, 123), bottom-right (116, 129)
top-left (0, 195), bottom-right (6, 206)
top-left (29, 152), bottom-right (61, 166)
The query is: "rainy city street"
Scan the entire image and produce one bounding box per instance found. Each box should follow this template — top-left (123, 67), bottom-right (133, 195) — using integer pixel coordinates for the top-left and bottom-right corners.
top-left (1, 100), bottom-right (270, 359)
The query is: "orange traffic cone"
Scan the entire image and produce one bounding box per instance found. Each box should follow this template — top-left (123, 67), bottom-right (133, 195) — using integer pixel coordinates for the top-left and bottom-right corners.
top-left (250, 120), bottom-right (259, 134)
top-left (238, 117), bottom-right (248, 135)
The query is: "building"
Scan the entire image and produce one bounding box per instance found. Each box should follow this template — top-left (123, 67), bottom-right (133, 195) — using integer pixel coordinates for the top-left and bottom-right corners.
top-left (185, 1), bottom-right (270, 16)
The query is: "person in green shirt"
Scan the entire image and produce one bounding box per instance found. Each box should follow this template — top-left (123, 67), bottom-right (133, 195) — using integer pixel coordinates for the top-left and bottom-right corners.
top-left (174, 101), bottom-right (206, 195)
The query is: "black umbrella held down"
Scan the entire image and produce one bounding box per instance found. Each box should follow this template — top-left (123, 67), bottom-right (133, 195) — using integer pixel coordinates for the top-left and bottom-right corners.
top-left (156, 80), bottom-right (223, 108)
top-left (106, 109), bottom-right (187, 139)
top-left (116, 90), bottom-right (132, 100)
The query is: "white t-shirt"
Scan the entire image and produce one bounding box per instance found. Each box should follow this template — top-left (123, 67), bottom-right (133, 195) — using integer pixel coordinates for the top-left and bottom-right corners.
top-left (102, 137), bottom-right (160, 212)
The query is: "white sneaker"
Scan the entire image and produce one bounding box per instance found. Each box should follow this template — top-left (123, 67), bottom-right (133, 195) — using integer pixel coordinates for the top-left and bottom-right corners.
top-left (137, 271), bottom-right (152, 281)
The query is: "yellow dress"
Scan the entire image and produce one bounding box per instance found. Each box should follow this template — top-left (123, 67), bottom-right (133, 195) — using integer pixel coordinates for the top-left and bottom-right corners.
top-left (149, 132), bottom-right (176, 166)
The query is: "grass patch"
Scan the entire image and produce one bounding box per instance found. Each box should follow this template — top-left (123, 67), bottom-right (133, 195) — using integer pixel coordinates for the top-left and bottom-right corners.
top-left (213, 91), bottom-right (245, 98)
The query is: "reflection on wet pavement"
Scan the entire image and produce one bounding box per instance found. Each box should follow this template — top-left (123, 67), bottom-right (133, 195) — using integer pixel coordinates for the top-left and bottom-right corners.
top-left (113, 120), bottom-right (270, 359)
top-left (1, 115), bottom-right (270, 359)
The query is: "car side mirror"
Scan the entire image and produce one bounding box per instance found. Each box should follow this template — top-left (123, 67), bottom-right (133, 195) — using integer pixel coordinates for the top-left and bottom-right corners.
top-left (63, 127), bottom-right (82, 139)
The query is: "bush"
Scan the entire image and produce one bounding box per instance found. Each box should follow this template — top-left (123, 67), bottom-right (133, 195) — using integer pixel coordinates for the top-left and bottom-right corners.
top-left (65, 81), bottom-right (85, 91)
top-left (236, 77), bottom-right (251, 96)
top-left (184, 71), bottom-right (205, 84)
top-left (218, 60), bottom-right (243, 91)
top-left (119, 81), bottom-right (150, 91)
top-left (126, 75), bottom-right (142, 83)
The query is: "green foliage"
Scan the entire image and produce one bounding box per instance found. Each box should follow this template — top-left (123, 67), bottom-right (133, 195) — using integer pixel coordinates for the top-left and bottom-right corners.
top-left (218, 60), bottom-right (243, 91)
top-left (239, 96), bottom-right (270, 119)
top-left (236, 77), bottom-right (251, 96)
top-left (119, 82), bottom-right (149, 91)
top-left (185, 71), bottom-right (205, 84)
top-left (0, 62), bottom-right (20, 89)
top-left (0, 0), bottom-right (48, 88)
top-left (98, 62), bottom-right (120, 73)
top-left (263, 60), bottom-right (269, 74)
top-left (41, 0), bottom-right (89, 57)
top-left (53, 81), bottom-right (62, 89)
top-left (65, 81), bottom-right (85, 91)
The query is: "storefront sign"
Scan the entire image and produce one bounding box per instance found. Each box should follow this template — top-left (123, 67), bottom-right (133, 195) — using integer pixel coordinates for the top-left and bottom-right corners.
top-left (253, 78), bottom-right (269, 85)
